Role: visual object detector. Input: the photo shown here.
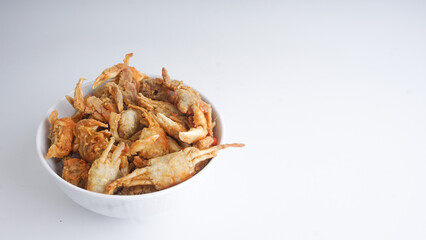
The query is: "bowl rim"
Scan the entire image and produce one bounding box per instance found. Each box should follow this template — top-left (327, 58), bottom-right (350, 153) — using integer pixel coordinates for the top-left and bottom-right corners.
top-left (36, 76), bottom-right (224, 199)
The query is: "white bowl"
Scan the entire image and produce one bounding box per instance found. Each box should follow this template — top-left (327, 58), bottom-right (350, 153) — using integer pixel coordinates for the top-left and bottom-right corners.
top-left (36, 77), bottom-right (223, 218)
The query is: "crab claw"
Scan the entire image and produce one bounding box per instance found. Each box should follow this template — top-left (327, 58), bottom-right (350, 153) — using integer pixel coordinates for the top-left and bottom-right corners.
top-left (179, 126), bottom-right (207, 144)
top-left (87, 138), bottom-right (126, 193)
top-left (105, 143), bottom-right (244, 194)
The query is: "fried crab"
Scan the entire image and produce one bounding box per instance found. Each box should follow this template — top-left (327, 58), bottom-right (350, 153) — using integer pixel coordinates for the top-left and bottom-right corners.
top-left (45, 53), bottom-right (244, 195)
top-left (46, 110), bottom-right (75, 159)
top-left (106, 143), bottom-right (243, 194)
top-left (62, 158), bottom-right (90, 189)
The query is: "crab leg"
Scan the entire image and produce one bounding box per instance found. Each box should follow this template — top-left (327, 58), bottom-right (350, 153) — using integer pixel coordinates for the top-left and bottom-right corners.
top-left (73, 77), bottom-right (86, 112)
top-left (162, 67), bottom-right (183, 90)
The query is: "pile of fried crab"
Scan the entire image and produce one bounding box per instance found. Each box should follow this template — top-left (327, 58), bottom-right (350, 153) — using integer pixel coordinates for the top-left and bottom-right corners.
top-left (45, 54), bottom-right (244, 195)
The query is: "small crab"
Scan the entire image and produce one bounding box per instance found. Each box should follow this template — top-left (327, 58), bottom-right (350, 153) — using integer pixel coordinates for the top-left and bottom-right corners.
top-left (161, 68), bottom-right (214, 144)
top-left (46, 110), bottom-right (75, 159)
top-left (66, 77), bottom-right (112, 122)
top-left (91, 81), bottom-right (124, 113)
top-left (137, 93), bottom-right (188, 126)
top-left (105, 143), bottom-right (244, 194)
top-left (92, 53), bottom-right (146, 106)
top-left (73, 119), bottom-right (110, 163)
top-left (129, 105), bottom-right (169, 159)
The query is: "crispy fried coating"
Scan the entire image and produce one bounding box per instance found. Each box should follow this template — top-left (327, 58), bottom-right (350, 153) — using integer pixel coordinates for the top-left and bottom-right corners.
top-left (140, 78), bottom-right (173, 102)
top-left (62, 158), bottom-right (90, 189)
top-left (69, 78), bottom-right (112, 122)
top-left (93, 53), bottom-right (139, 106)
top-left (114, 185), bottom-right (157, 195)
top-left (47, 53), bottom-right (244, 195)
top-left (161, 68), bottom-right (213, 143)
top-left (129, 106), bottom-right (169, 159)
top-left (133, 156), bottom-right (149, 168)
top-left (46, 110), bottom-right (75, 159)
top-left (194, 136), bottom-right (215, 150)
top-left (73, 119), bottom-right (110, 163)
top-left (118, 109), bottom-right (142, 139)
top-left (87, 138), bottom-right (125, 193)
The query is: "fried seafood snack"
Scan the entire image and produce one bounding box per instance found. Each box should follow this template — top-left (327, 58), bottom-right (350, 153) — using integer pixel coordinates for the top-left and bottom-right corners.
top-left (68, 78), bottom-right (112, 122)
top-left (62, 158), bottom-right (90, 188)
top-left (46, 110), bottom-right (75, 159)
top-left (93, 53), bottom-right (143, 105)
top-left (140, 77), bottom-right (173, 103)
top-left (45, 53), bottom-right (244, 195)
top-left (137, 93), bottom-right (188, 127)
top-left (73, 119), bottom-right (110, 163)
top-left (161, 68), bottom-right (213, 144)
top-left (129, 105), bottom-right (169, 159)
top-left (118, 109), bottom-right (142, 139)
top-left (105, 143), bottom-right (244, 194)
top-left (87, 137), bottom-right (126, 193)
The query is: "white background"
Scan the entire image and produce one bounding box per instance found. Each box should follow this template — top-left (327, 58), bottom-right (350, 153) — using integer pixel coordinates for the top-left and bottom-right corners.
top-left (1, 0), bottom-right (426, 239)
